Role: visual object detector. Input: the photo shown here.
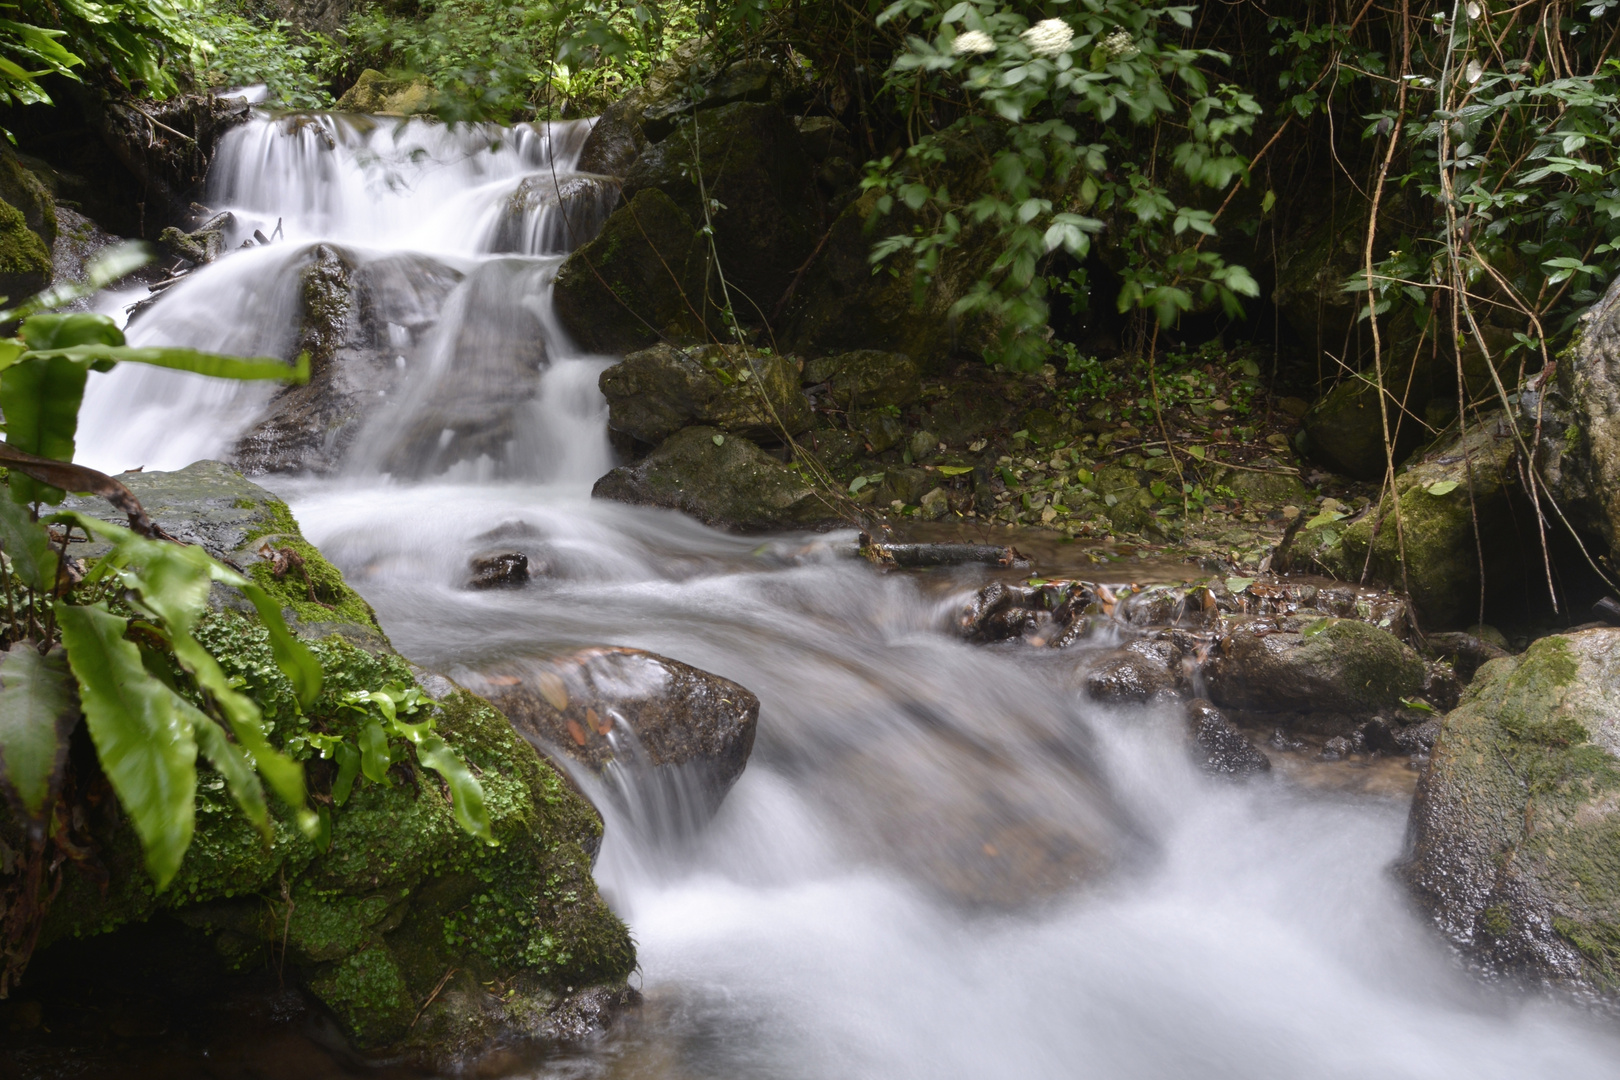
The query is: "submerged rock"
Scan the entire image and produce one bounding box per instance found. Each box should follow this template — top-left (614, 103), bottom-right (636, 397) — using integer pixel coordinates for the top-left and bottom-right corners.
top-left (600, 342), bottom-right (811, 446)
top-left (592, 425), bottom-right (840, 531)
top-left (27, 462), bottom-right (634, 1062)
top-left (1402, 630), bottom-right (1620, 1004)
top-left (466, 647), bottom-right (759, 816)
top-left (468, 551), bottom-right (530, 589)
top-left (1204, 617), bottom-right (1426, 715)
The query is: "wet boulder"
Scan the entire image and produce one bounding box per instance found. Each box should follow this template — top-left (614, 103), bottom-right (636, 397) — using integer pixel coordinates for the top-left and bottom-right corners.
top-left (234, 245), bottom-right (466, 475)
top-left (466, 647), bottom-right (759, 815)
top-left (600, 342), bottom-right (811, 445)
top-left (0, 195), bottom-right (52, 302)
top-left (577, 97), bottom-right (647, 178)
top-left (1082, 638), bottom-right (1184, 704)
top-left (1186, 699), bottom-right (1270, 776)
top-left (551, 187), bottom-right (707, 354)
top-left (1204, 617), bottom-right (1426, 716)
top-left (592, 426), bottom-right (840, 531)
top-left (803, 349), bottom-right (921, 410)
top-left (484, 174), bottom-right (620, 255)
top-left (1402, 630), bottom-right (1620, 1003)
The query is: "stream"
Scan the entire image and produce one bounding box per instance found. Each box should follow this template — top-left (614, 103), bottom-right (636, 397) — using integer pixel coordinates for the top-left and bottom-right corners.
top-left (67, 110), bottom-right (1620, 1078)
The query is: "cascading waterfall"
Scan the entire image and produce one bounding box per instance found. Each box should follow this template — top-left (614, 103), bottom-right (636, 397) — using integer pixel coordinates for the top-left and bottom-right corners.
top-left (71, 110), bottom-right (1620, 1078)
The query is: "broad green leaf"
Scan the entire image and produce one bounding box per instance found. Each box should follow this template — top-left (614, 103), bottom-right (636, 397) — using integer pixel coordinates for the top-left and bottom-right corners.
top-left (1187, 445), bottom-right (1206, 461)
top-left (1400, 696), bottom-right (1437, 713)
top-left (937, 465), bottom-right (974, 476)
top-left (1225, 576), bottom-right (1255, 594)
top-left (184, 699), bottom-right (268, 834)
top-left (332, 741), bottom-right (361, 805)
top-left (414, 734), bottom-right (493, 843)
top-left (1305, 508), bottom-right (1345, 529)
top-left (0, 243), bottom-right (151, 325)
top-left (359, 720), bottom-right (391, 784)
top-left (0, 645), bottom-right (76, 822)
top-left (0, 495), bottom-right (56, 592)
top-left (1425, 480), bottom-right (1460, 496)
top-left (57, 601), bottom-right (197, 889)
top-left (20, 312), bottom-right (123, 350)
top-left (1302, 616), bottom-right (1337, 639)
top-left (1, 355), bottom-right (90, 504)
top-left (31, 346), bottom-right (310, 385)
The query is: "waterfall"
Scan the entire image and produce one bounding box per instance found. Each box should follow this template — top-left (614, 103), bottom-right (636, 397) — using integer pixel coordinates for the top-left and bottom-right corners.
top-left (76, 112), bottom-right (615, 480)
top-left (60, 110), bottom-right (1620, 1080)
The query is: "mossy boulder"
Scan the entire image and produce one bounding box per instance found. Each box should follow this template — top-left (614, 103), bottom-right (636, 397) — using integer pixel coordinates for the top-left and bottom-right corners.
top-left (1301, 373), bottom-right (1420, 480)
top-left (0, 143), bottom-right (55, 250)
top-left (803, 350), bottom-right (921, 410)
top-left (34, 462), bottom-right (635, 1061)
top-left (336, 69), bottom-right (438, 115)
top-left (592, 425), bottom-right (840, 531)
top-left (599, 342), bottom-right (811, 446)
top-left (1402, 630), bottom-right (1620, 1002)
top-left (0, 196), bottom-right (52, 303)
top-left (551, 188), bottom-right (707, 354)
top-left (1317, 412), bottom-right (1525, 629)
top-left (1204, 617), bottom-right (1425, 715)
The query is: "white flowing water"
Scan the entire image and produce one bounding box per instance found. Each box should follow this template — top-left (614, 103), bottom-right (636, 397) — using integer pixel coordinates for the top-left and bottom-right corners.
top-left (75, 113), bottom-right (1620, 1078)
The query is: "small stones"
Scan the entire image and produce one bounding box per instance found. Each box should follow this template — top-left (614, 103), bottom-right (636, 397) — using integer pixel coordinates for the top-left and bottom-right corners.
top-left (467, 551), bottom-right (529, 590)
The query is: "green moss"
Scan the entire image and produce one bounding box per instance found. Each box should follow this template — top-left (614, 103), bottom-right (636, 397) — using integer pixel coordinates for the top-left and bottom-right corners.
top-left (1481, 904), bottom-right (1513, 937)
top-left (235, 495), bottom-right (383, 631)
top-left (309, 943), bottom-right (415, 1044)
top-left (0, 197), bottom-right (50, 275)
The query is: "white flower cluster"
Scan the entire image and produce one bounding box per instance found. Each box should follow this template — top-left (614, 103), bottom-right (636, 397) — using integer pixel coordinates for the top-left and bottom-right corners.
top-left (952, 29), bottom-right (996, 56)
top-left (1021, 18), bottom-right (1074, 58)
top-left (1102, 28), bottom-right (1138, 60)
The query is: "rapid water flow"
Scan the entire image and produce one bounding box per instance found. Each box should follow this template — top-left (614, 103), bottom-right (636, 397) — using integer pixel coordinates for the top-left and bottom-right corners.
top-left (75, 113), bottom-right (1620, 1078)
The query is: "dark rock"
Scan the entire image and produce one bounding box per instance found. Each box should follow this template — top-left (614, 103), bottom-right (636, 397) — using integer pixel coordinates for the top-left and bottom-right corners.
top-left (483, 174), bottom-right (619, 254)
top-left (468, 552), bottom-right (529, 590)
top-left (577, 97), bottom-right (647, 178)
top-left (1320, 734), bottom-right (1357, 761)
top-left (620, 101), bottom-right (819, 315)
top-left (551, 187), bottom-right (707, 354)
top-left (592, 426), bottom-right (840, 531)
top-left (467, 647), bottom-right (759, 815)
top-left (1426, 630), bottom-right (1512, 681)
top-left (794, 115), bottom-right (852, 161)
top-left (803, 349), bottom-right (921, 410)
top-left (234, 245), bottom-right (466, 475)
top-left (1187, 699), bottom-right (1270, 775)
top-left (92, 92), bottom-right (251, 229)
top-left (1401, 630), bottom-right (1620, 1004)
top-left (50, 206), bottom-right (119, 303)
top-left (1362, 713), bottom-right (1440, 756)
top-left (1204, 618), bottom-right (1427, 715)
top-left (1083, 638), bottom-right (1183, 704)
top-left (599, 342), bottom-right (811, 445)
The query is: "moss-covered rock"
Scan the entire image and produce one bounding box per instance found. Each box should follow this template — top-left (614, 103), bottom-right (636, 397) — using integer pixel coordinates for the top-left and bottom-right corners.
top-left (36, 462), bottom-right (634, 1061)
top-left (0, 196), bottom-right (52, 303)
top-left (1204, 617), bottom-right (1426, 714)
top-left (336, 69), bottom-right (439, 115)
top-left (1316, 412), bottom-right (1525, 629)
top-left (0, 143), bottom-right (55, 252)
top-left (552, 188), bottom-right (707, 354)
top-left (1402, 630), bottom-right (1620, 1002)
top-left (600, 342), bottom-right (811, 445)
top-left (592, 425), bottom-right (840, 530)
top-left (803, 350), bottom-right (921, 410)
